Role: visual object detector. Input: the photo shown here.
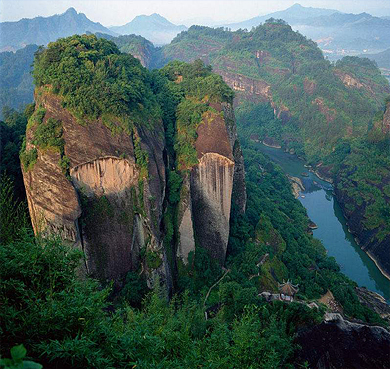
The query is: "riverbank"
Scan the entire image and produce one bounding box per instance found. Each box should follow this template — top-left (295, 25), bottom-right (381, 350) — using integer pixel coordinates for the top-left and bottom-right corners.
top-left (256, 142), bottom-right (390, 302)
top-left (256, 142), bottom-right (390, 283)
top-left (367, 251), bottom-right (390, 282)
top-left (262, 140), bottom-right (282, 149)
top-left (287, 175), bottom-right (305, 198)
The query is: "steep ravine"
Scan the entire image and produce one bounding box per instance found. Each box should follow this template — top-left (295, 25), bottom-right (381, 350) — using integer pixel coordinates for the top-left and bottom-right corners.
top-left (335, 182), bottom-right (390, 281)
top-left (334, 103), bottom-right (390, 281)
top-left (257, 143), bottom-right (390, 301)
top-left (138, 25), bottom-right (389, 280)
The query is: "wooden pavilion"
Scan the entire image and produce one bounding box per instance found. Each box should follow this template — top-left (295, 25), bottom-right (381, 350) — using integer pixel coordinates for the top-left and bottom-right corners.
top-left (278, 280), bottom-right (299, 302)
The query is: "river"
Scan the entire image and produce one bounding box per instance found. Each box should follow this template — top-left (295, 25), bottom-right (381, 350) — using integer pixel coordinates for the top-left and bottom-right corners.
top-left (258, 143), bottom-right (390, 302)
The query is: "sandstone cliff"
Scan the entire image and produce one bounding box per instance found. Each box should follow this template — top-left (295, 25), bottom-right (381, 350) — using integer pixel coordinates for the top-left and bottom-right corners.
top-left (22, 89), bottom-right (167, 283)
top-left (177, 102), bottom-right (246, 265)
top-left (22, 37), bottom-right (245, 289)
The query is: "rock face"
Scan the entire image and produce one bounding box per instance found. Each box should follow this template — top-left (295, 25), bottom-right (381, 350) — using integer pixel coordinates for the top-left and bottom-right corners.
top-left (287, 175), bottom-right (305, 198)
top-left (190, 153), bottom-right (234, 262)
top-left (334, 70), bottom-right (364, 89)
top-left (177, 102), bottom-right (246, 264)
top-left (22, 87), bottom-right (245, 285)
top-left (294, 313), bottom-right (390, 369)
top-left (214, 69), bottom-right (291, 124)
top-left (355, 287), bottom-right (390, 324)
top-left (23, 144), bottom-right (82, 245)
top-left (22, 89), bottom-right (167, 282)
top-left (380, 100), bottom-right (390, 135)
top-left (215, 69), bottom-right (271, 103)
top-left (334, 101), bottom-right (390, 282)
top-left (335, 178), bottom-right (390, 279)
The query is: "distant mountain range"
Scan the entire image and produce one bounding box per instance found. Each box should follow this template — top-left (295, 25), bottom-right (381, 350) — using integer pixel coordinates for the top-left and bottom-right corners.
top-left (224, 3), bottom-right (339, 30)
top-left (293, 11), bottom-right (390, 54)
top-left (1, 4), bottom-right (389, 54)
top-left (0, 44), bottom-right (38, 119)
top-left (224, 3), bottom-right (390, 56)
top-left (360, 48), bottom-right (390, 69)
top-left (0, 8), bottom-right (116, 52)
top-left (110, 13), bottom-right (187, 45)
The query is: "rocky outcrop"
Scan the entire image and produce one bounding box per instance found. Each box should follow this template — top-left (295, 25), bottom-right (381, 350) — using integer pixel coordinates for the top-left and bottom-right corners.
top-left (177, 174), bottom-right (195, 263)
top-left (333, 69), bottom-right (390, 100)
top-left (383, 102), bottom-right (390, 134)
top-left (313, 162), bottom-right (334, 184)
top-left (294, 313), bottom-right (390, 369)
top-left (255, 50), bottom-right (270, 64)
top-left (22, 89), bottom-right (167, 283)
top-left (214, 69), bottom-right (292, 124)
top-left (262, 137), bottom-right (282, 148)
top-left (214, 69), bottom-right (271, 104)
top-left (23, 146), bottom-right (82, 245)
top-left (23, 86), bottom-right (245, 286)
top-left (287, 175), bottom-right (305, 198)
top-left (177, 102), bottom-right (246, 265)
top-left (191, 153), bottom-right (234, 262)
top-left (303, 77), bottom-right (316, 94)
top-left (334, 70), bottom-right (364, 89)
top-left (377, 100), bottom-right (390, 134)
top-left (312, 97), bottom-right (336, 123)
top-left (355, 287), bottom-right (390, 324)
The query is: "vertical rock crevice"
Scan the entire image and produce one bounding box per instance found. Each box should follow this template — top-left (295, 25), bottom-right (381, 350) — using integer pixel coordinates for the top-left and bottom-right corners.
top-left (22, 89), bottom-right (167, 283)
top-left (176, 102), bottom-right (246, 266)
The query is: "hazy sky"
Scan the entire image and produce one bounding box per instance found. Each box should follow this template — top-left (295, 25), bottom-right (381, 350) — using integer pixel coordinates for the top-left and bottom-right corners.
top-left (1, 0), bottom-right (390, 26)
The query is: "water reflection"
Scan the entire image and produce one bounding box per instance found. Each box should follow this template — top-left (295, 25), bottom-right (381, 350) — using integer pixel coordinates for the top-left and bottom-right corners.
top-left (257, 143), bottom-right (390, 302)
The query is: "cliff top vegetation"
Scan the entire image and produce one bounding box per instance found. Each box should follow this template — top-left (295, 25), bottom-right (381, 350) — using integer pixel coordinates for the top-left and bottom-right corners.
top-left (33, 34), bottom-right (161, 129)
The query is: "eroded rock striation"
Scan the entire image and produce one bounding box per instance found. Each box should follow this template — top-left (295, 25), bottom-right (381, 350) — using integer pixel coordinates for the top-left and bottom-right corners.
top-left (22, 89), bottom-right (167, 283)
top-left (21, 37), bottom-right (245, 288)
top-left (177, 102), bottom-right (246, 265)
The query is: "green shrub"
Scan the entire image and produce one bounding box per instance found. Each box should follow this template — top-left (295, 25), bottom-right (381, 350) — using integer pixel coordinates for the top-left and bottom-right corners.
top-left (146, 250), bottom-right (163, 269)
top-left (33, 117), bottom-right (64, 153)
top-left (133, 133), bottom-right (149, 177)
top-left (20, 147), bottom-right (38, 171)
top-left (0, 345), bottom-right (42, 369)
top-left (33, 35), bottom-right (161, 127)
top-left (59, 155), bottom-right (70, 176)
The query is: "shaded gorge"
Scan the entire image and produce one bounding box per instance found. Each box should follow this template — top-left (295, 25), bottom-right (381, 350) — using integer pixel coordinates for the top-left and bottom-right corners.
top-left (257, 143), bottom-right (390, 302)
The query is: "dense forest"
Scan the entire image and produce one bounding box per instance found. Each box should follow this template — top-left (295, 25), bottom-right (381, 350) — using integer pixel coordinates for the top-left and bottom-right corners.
top-left (1, 35), bottom-right (388, 368)
top-left (159, 21), bottom-right (390, 160)
top-left (0, 45), bottom-right (38, 120)
top-left (153, 21), bottom-right (390, 276)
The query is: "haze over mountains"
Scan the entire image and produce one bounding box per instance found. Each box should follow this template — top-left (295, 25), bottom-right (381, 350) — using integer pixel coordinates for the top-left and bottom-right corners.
top-left (224, 3), bottom-right (340, 30)
top-left (0, 7), bottom-right (115, 52)
top-left (1, 3), bottom-right (389, 56)
top-left (110, 13), bottom-right (187, 45)
top-left (224, 4), bottom-right (390, 57)
top-left (1, 3), bottom-right (390, 117)
top-left (361, 48), bottom-right (390, 69)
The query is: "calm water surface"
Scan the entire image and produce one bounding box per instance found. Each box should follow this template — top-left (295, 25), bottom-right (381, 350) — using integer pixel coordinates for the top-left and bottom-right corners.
top-left (258, 143), bottom-right (390, 302)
